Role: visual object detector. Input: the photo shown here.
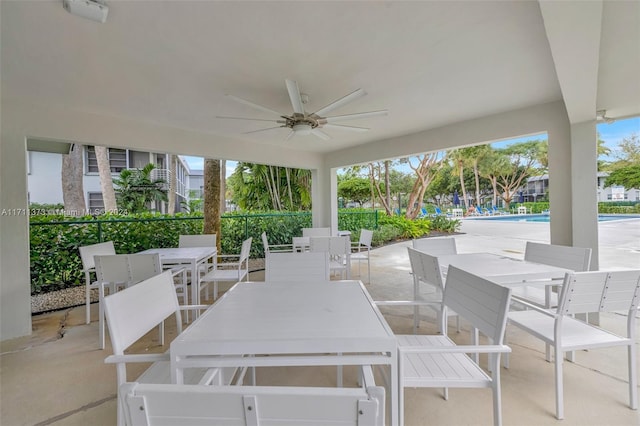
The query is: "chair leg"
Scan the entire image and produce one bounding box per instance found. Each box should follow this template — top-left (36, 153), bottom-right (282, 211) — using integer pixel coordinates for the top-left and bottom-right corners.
top-left (555, 346), bottom-right (564, 420)
top-left (491, 354), bottom-right (503, 426)
top-left (629, 342), bottom-right (638, 409)
top-left (99, 284), bottom-right (105, 350)
top-left (85, 271), bottom-right (92, 324)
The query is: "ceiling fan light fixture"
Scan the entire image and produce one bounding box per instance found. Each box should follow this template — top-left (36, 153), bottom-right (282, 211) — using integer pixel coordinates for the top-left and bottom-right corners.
top-left (292, 123), bottom-right (313, 135)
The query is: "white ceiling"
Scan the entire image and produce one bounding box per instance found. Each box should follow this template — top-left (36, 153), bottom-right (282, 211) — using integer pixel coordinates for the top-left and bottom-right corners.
top-left (2, 1), bottom-right (638, 155)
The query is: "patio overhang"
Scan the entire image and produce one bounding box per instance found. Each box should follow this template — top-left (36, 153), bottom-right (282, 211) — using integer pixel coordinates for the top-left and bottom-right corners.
top-left (1, 0), bottom-right (638, 340)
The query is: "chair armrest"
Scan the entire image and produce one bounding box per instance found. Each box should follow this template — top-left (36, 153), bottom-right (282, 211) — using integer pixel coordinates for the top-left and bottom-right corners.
top-left (374, 300), bottom-right (440, 307)
top-left (105, 353), bottom-right (168, 364)
top-left (510, 296), bottom-right (557, 316)
top-left (179, 304), bottom-right (210, 312)
top-left (398, 344), bottom-right (511, 355)
top-left (218, 254), bottom-right (241, 260)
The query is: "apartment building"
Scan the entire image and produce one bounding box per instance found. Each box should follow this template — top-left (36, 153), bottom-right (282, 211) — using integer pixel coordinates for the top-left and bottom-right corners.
top-left (27, 146), bottom-right (199, 213)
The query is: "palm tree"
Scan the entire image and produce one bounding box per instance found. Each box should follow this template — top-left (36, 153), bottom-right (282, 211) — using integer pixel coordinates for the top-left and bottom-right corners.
top-left (61, 143), bottom-right (86, 215)
top-left (94, 146), bottom-right (118, 211)
top-left (203, 159), bottom-right (221, 252)
top-left (112, 163), bottom-right (167, 213)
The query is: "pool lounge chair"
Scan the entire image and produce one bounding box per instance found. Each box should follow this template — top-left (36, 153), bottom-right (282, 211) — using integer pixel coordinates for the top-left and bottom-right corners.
top-left (492, 206), bottom-right (509, 215)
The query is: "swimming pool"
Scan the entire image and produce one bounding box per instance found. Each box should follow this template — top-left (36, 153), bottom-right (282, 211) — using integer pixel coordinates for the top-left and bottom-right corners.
top-left (473, 214), bottom-right (640, 223)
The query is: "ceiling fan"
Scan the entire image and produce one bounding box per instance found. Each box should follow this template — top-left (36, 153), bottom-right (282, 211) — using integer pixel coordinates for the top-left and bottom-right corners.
top-left (218, 79), bottom-right (388, 141)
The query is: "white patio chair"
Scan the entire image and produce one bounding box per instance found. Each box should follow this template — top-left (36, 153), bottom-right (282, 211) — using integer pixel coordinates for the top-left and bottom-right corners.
top-left (178, 233), bottom-right (217, 277)
top-left (79, 241), bottom-right (116, 324)
top-left (351, 229), bottom-right (373, 283)
top-left (310, 235), bottom-right (351, 279)
top-left (265, 251), bottom-right (330, 282)
top-left (261, 231), bottom-right (292, 254)
top-left (95, 253), bottom-right (132, 349)
top-left (302, 227), bottom-right (331, 237)
top-left (199, 237), bottom-right (252, 300)
top-left (397, 266), bottom-right (512, 426)
top-left (407, 247), bottom-right (460, 334)
top-left (507, 269), bottom-right (640, 420)
top-left (128, 252), bottom-right (189, 315)
top-left (119, 373), bottom-right (385, 426)
top-left (103, 270), bottom-right (232, 426)
top-left (411, 236), bottom-right (457, 255)
top-left (512, 241), bottom-right (592, 308)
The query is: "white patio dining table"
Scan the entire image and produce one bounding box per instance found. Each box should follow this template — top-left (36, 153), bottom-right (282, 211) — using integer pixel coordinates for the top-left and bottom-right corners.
top-left (437, 252), bottom-right (572, 305)
top-left (137, 246), bottom-right (216, 305)
top-left (170, 280), bottom-right (399, 426)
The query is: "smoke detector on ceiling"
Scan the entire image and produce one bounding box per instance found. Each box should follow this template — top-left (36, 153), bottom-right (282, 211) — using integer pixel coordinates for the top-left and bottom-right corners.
top-left (596, 110), bottom-right (615, 124)
top-left (63, 0), bottom-right (109, 23)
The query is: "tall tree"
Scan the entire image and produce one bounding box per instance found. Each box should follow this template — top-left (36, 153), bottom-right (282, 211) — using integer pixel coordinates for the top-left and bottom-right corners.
top-left (491, 141), bottom-right (543, 208)
top-left (203, 159), bottom-right (221, 252)
top-left (401, 153), bottom-right (443, 219)
top-left (368, 161), bottom-right (394, 215)
top-left (167, 154), bottom-right (177, 214)
top-left (448, 149), bottom-right (471, 208)
top-left (94, 146), bottom-right (118, 212)
top-left (61, 143), bottom-right (86, 215)
top-left (220, 159), bottom-right (226, 213)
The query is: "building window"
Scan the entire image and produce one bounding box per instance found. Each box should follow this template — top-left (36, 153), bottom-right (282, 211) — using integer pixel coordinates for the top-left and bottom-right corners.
top-left (88, 192), bottom-right (105, 214)
top-left (86, 146), bottom-right (127, 173)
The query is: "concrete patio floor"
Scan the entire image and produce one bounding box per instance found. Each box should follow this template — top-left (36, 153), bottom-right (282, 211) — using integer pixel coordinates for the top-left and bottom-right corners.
top-left (2, 219), bottom-right (639, 426)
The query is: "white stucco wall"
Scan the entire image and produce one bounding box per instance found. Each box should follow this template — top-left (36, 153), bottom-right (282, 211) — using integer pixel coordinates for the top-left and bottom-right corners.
top-left (27, 152), bottom-right (63, 204)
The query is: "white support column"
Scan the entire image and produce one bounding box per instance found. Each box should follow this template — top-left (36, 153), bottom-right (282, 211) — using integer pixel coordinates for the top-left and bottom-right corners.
top-left (310, 166), bottom-right (339, 233)
top-left (0, 133), bottom-right (33, 340)
top-left (547, 111), bottom-right (573, 246)
top-left (570, 120), bottom-right (599, 270)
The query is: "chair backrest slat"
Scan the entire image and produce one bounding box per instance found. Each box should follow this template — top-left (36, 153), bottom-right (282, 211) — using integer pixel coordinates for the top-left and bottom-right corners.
top-left (444, 266), bottom-right (512, 343)
top-left (179, 234), bottom-right (216, 248)
top-left (559, 270), bottom-right (640, 315)
top-left (95, 254), bottom-right (132, 285)
top-left (128, 253), bottom-right (163, 284)
top-left (104, 271), bottom-right (180, 354)
top-left (265, 251), bottom-right (329, 282)
top-left (407, 247), bottom-right (444, 292)
top-left (412, 237), bottom-right (457, 256)
top-left (358, 229), bottom-right (373, 248)
top-left (524, 242), bottom-right (592, 272)
top-left (79, 241), bottom-right (116, 271)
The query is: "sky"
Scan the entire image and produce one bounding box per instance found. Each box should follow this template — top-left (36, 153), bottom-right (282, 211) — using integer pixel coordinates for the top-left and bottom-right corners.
top-left (182, 116), bottom-right (639, 174)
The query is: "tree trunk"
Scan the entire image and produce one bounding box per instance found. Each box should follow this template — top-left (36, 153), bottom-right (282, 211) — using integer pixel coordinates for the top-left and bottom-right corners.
top-left (95, 146), bottom-right (118, 212)
top-left (203, 158), bottom-right (221, 252)
top-left (220, 159), bottom-right (226, 213)
top-left (458, 160), bottom-right (469, 209)
top-left (168, 154), bottom-right (177, 214)
top-left (384, 161), bottom-right (391, 213)
top-left (61, 143), bottom-right (86, 216)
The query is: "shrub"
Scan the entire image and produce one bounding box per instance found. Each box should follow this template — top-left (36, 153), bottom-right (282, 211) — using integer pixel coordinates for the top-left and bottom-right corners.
top-left (371, 224), bottom-right (402, 246)
top-left (429, 215), bottom-right (461, 233)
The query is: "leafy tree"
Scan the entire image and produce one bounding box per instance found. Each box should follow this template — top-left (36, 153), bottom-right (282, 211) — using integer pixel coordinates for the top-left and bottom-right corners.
top-left (338, 176), bottom-right (371, 207)
top-left (611, 133), bottom-right (640, 167)
top-left (399, 153), bottom-right (443, 219)
top-left (180, 190), bottom-right (203, 213)
top-left (484, 141), bottom-right (543, 208)
top-left (604, 164), bottom-right (640, 189)
top-left (228, 163), bottom-right (311, 211)
top-left (113, 163), bottom-right (167, 213)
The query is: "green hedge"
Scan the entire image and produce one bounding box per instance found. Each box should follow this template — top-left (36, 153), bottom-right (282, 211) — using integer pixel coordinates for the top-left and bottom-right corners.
top-left (29, 210), bottom-right (380, 294)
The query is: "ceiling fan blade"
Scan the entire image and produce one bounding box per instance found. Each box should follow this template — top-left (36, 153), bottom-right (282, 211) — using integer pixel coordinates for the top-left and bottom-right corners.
top-left (311, 128), bottom-right (331, 140)
top-left (324, 110), bottom-right (388, 123)
top-left (225, 94), bottom-right (284, 117)
top-left (285, 130), bottom-right (295, 141)
top-left (242, 126), bottom-right (284, 134)
top-left (312, 88), bottom-right (366, 117)
top-left (217, 115), bottom-right (285, 123)
top-left (323, 123), bottom-right (369, 132)
top-left (285, 79), bottom-right (305, 115)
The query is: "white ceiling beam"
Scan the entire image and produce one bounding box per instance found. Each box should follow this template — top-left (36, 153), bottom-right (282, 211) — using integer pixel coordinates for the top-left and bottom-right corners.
top-left (539, 0), bottom-right (603, 124)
